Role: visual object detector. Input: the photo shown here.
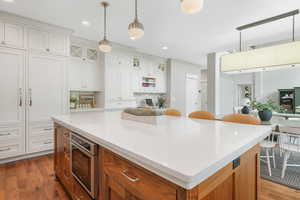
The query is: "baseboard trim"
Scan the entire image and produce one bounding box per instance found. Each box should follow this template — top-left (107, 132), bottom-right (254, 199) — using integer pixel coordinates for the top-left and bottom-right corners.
top-left (0, 150), bottom-right (53, 164)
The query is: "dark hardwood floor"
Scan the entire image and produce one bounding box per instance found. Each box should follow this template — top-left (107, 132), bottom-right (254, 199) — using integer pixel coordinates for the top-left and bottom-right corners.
top-left (0, 155), bottom-right (300, 200)
top-left (0, 154), bottom-right (69, 200)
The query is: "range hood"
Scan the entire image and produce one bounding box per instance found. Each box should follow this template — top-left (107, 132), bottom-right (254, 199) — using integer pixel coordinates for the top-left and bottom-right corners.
top-left (221, 41), bottom-right (300, 73)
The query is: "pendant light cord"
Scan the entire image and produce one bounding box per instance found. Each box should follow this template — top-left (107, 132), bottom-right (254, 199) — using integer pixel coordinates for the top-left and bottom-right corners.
top-left (292, 15), bottom-right (295, 42)
top-left (103, 3), bottom-right (107, 40)
top-left (135, 0), bottom-right (138, 20)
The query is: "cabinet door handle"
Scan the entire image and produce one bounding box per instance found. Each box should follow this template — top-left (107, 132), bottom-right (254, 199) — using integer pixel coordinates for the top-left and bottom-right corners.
top-left (121, 170), bottom-right (139, 182)
top-left (44, 128), bottom-right (53, 131)
top-left (19, 88), bottom-right (22, 107)
top-left (28, 88), bottom-right (32, 106)
top-left (44, 141), bottom-right (53, 145)
top-left (0, 148), bottom-right (10, 152)
top-left (0, 133), bottom-right (11, 136)
top-left (46, 48), bottom-right (50, 52)
top-left (1, 41), bottom-right (5, 45)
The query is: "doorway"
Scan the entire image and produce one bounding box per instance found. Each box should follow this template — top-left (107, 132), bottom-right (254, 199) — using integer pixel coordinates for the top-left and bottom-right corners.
top-left (185, 74), bottom-right (201, 116)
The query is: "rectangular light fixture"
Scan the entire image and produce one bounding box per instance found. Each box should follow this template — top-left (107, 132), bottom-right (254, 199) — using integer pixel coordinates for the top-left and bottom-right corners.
top-left (221, 41), bottom-right (300, 73)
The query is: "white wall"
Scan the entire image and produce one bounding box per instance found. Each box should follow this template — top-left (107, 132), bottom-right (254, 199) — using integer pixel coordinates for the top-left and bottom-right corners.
top-left (257, 67), bottom-right (300, 103)
top-left (217, 67), bottom-right (300, 115)
top-left (168, 59), bottom-right (201, 115)
top-left (220, 74), bottom-right (235, 115)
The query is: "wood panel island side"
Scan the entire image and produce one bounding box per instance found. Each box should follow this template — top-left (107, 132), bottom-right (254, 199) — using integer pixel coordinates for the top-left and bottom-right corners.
top-left (52, 111), bottom-right (272, 200)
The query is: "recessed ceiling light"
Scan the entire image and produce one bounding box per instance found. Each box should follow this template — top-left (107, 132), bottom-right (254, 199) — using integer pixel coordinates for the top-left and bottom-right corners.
top-left (81, 20), bottom-right (90, 27)
top-left (162, 46), bottom-right (168, 50)
top-left (2, 0), bottom-right (14, 3)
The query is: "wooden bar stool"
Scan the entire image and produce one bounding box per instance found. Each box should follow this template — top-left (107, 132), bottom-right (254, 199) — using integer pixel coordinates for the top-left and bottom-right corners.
top-left (188, 111), bottom-right (215, 120)
top-left (222, 113), bottom-right (260, 125)
top-left (222, 113), bottom-right (276, 176)
top-left (164, 109), bottom-right (181, 117)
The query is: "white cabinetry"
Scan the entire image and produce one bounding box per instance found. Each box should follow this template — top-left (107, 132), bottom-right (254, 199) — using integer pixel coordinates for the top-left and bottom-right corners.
top-left (69, 43), bottom-right (101, 91)
top-left (27, 55), bottom-right (66, 153)
top-left (0, 12), bottom-right (71, 161)
top-left (137, 58), bottom-right (167, 94)
top-left (28, 28), bottom-right (68, 56)
top-left (105, 52), bottom-right (136, 108)
top-left (0, 22), bottom-right (24, 49)
top-left (0, 47), bottom-right (26, 159)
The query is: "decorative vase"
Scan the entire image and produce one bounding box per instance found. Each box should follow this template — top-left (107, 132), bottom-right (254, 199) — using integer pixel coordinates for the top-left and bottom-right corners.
top-left (241, 106), bottom-right (250, 114)
top-left (258, 110), bottom-right (272, 122)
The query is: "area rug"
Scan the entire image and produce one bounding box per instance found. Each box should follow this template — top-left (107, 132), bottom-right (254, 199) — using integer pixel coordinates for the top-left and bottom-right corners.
top-left (260, 148), bottom-right (300, 190)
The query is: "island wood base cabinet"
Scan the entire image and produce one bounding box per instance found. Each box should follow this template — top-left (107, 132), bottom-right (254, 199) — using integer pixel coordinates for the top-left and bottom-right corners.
top-left (54, 123), bottom-right (261, 200)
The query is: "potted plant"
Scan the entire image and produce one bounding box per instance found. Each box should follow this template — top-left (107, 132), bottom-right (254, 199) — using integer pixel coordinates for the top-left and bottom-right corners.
top-left (251, 99), bottom-right (280, 122)
top-left (157, 95), bottom-right (166, 109)
top-left (70, 97), bottom-right (78, 109)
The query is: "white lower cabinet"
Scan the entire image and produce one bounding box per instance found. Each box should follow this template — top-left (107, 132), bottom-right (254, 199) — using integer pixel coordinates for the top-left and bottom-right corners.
top-left (28, 135), bottom-right (54, 153)
top-left (0, 142), bottom-right (25, 160)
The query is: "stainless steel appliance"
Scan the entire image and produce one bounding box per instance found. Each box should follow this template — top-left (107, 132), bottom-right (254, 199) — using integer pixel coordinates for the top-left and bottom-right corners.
top-left (71, 133), bottom-right (98, 198)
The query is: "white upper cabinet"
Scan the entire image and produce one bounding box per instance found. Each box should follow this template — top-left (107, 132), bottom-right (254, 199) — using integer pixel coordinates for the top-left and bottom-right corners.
top-left (70, 44), bottom-right (98, 63)
top-left (69, 43), bottom-right (101, 91)
top-left (28, 28), bottom-right (67, 56)
top-left (28, 28), bottom-right (48, 52)
top-left (0, 22), bottom-right (24, 49)
top-left (49, 33), bottom-right (67, 56)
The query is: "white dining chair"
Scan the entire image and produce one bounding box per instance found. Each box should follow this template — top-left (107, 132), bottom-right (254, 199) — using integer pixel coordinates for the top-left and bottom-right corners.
top-left (260, 133), bottom-right (277, 176)
top-left (279, 132), bottom-right (300, 179)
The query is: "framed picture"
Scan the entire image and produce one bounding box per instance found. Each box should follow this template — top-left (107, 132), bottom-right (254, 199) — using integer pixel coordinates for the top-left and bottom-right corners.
top-left (79, 94), bottom-right (96, 108)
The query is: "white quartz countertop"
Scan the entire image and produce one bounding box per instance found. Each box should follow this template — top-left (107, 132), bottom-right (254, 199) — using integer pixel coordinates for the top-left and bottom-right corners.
top-left (52, 111), bottom-right (272, 189)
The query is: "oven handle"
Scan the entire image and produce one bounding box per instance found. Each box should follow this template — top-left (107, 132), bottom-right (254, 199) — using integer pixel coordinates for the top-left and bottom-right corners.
top-left (71, 141), bottom-right (94, 158)
top-left (71, 133), bottom-right (96, 154)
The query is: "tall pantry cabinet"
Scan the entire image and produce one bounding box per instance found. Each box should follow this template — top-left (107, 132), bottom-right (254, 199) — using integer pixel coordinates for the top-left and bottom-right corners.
top-left (0, 11), bottom-right (72, 161)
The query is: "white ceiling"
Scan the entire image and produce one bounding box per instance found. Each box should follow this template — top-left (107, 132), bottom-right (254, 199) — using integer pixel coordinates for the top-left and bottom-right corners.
top-left (1, 0), bottom-right (300, 66)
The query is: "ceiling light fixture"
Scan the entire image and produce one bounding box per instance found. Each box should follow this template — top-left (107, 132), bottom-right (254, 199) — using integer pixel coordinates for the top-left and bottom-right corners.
top-left (2, 0), bottom-right (14, 3)
top-left (99, 2), bottom-right (112, 53)
top-left (162, 46), bottom-right (168, 50)
top-left (81, 20), bottom-right (90, 27)
top-left (128, 0), bottom-right (144, 40)
top-left (181, 0), bottom-right (203, 14)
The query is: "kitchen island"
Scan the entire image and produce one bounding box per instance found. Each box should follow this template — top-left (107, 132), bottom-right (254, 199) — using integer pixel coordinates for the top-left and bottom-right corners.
top-left (52, 111), bottom-right (272, 200)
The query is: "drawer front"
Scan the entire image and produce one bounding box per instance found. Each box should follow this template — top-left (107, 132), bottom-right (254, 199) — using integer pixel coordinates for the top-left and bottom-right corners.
top-left (102, 149), bottom-right (177, 200)
top-left (28, 136), bottom-right (54, 153)
top-left (29, 123), bottom-right (54, 137)
top-left (0, 142), bottom-right (25, 159)
top-left (0, 127), bottom-right (23, 140)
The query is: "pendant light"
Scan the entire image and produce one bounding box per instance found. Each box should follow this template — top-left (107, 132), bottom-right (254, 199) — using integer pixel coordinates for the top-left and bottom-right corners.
top-left (128, 0), bottom-right (144, 40)
top-left (99, 2), bottom-right (112, 53)
top-left (181, 0), bottom-right (203, 14)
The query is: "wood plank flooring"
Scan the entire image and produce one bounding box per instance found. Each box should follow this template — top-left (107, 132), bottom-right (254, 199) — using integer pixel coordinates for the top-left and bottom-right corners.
top-left (0, 154), bottom-right (69, 200)
top-left (0, 155), bottom-right (300, 200)
top-left (260, 178), bottom-right (300, 200)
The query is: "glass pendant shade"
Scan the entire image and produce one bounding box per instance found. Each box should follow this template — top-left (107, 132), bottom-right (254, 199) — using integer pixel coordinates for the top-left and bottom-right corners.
top-left (181, 0), bottom-right (203, 14)
top-left (128, 19), bottom-right (144, 40)
top-left (99, 39), bottom-right (112, 53)
top-left (128, 0), bottom-right (144, 40)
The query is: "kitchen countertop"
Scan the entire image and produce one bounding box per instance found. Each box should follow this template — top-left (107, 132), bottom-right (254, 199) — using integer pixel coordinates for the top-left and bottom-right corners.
top-left (52, 111), bottom-right (272, 189)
